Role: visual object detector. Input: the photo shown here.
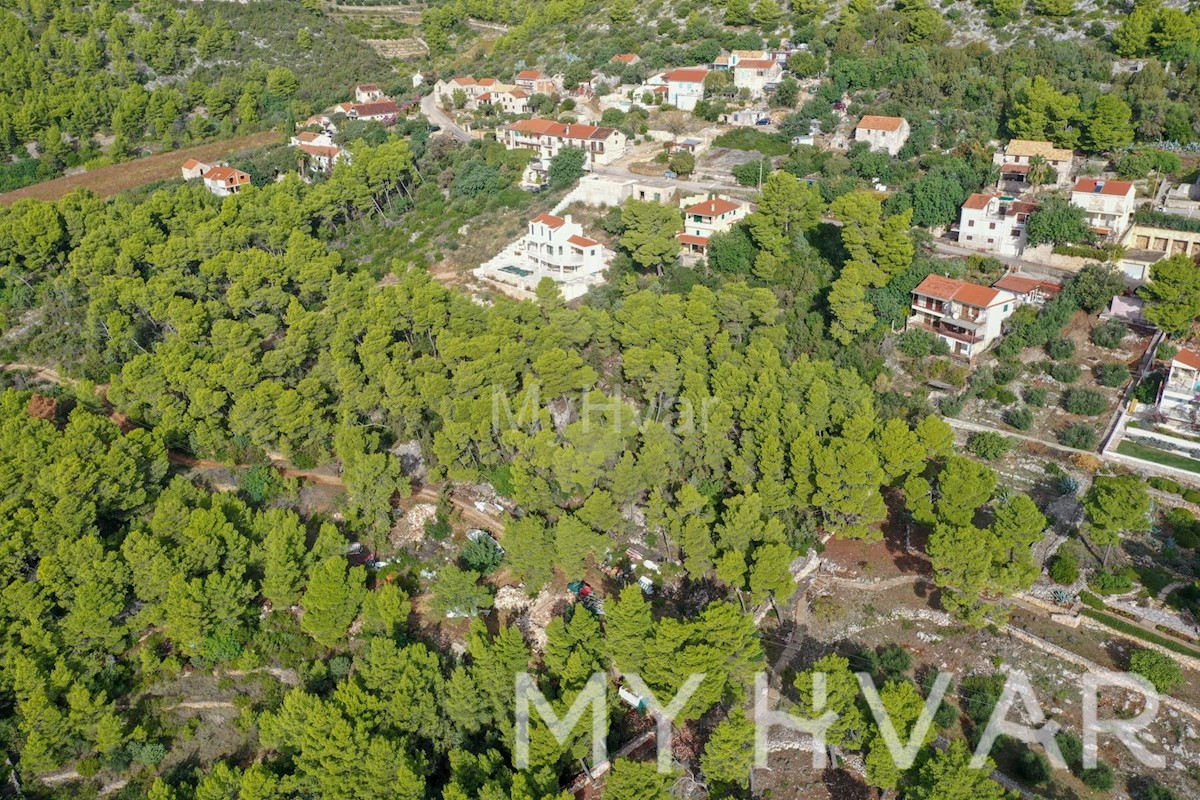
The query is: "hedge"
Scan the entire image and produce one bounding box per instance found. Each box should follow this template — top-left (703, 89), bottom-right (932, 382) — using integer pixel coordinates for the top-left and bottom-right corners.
top-left (1080, 607), bottom-right (1200, 660)
top-left (1133, 206), bottom-right (1200, 234)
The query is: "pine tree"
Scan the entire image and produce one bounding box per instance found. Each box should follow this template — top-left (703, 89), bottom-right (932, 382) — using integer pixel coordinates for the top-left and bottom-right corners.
top-left (700, 709), bottom-right (755, 788)
top-left (605, 584), bottom-right (654, 673)
top-left (300, 557), bottom-right (366, 648)
top-left (794, 654), bottom-right (867, 749)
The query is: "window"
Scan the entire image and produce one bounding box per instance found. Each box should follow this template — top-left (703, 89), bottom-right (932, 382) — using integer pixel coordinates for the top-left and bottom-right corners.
top-left (988, 222), bottom-right (996, 230)
top-left (987, 238), bottom-right (994, 244)
top-left (967, 220), bottom-right (975, 227)
top-left (1003, 304), bottom-right (1010, 312)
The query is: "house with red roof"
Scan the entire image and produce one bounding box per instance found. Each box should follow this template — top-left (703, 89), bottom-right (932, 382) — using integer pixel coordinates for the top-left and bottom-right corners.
top-left (907, 274), bottom-right (1018, 359)
top-left (854, 115), bottom-right (910, 156)
top-left (474, 213), bottom-right (612, 300)
top-left (503, 118), bottom-right (628, 168)
top-left (732, 58), bottom-right (783, 98)
top-left (355, 84), bottom-right (384, 104)
top-left (201, 165), bottom-right (252, 197)
top-left (661, 68), bottom-right (708, 111)
top-left (677, 195), bottom-right (750, 256)
top-left (1070, 178), bottom-right (1137, 238)
top-left (348, 99), bottom-right (400, 123)
top-left (992, 274), bottom-right (1062, 305)
top-left (513, 69), bottom-right (559, 95)
top-left (956, 193), bottom-right (1038, 257)
top-left (181, 159), bottom-right (209, 180)
top-left (290, 131), bottom-right (347, 174)
top-left (611, 53), bottom-right (640, 65)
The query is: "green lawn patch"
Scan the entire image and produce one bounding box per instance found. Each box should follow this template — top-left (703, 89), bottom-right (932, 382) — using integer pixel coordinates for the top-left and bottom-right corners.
top-left (1134, 566), bottom-right (1175, 596)
top-left (1115, 440), bottom-right (1200, 475)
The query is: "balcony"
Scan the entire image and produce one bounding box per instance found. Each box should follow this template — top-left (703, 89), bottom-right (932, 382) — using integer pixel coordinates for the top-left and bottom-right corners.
top-left (910, 319), bottom-right (982, 344)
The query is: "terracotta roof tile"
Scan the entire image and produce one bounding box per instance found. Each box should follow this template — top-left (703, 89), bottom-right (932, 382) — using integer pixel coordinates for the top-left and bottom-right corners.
top-left (1174, 348), bottom-right (1200, 370)
top-left (568, 234), bottom-right (599, 247)
top-left (684, 198), bottom-right (741, 217)
top-left (531, 213), bottom-right (565, 228)
top-left (1072, 178), bottom-right (1135, 197)
top-left (913, 274), bottom-right (1005, 308)
top-left (962, 193), bottom-right (993, 210)
top-left (856, 115), bottom-right (907, 132)
top-left (664, 68), bottom-right (709, 82)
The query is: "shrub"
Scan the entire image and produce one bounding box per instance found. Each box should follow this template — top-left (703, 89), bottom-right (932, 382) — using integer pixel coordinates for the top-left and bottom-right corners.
top-left (461, 535), bottom-right (504, 575)
top-left (1047, 338), bottom-right (1076, 360)
top-left (1094, 362), bottom-right (1129, 387)
top-left (896, 328), bottom-right (941, 359)
top-left (1081, 763), bottom-right (1115, 791)
top-left (1159, 342), bottom-right (1178, 360)
top-left (940, 395), bottom-right (964, 417)
top-left (1064, 387), bottom-right (1108, 416)
top-left (1149, 476), bottom-right (1182, 494)
top-left (993, 363), bottom-right (1020, 384)
top-left (1133, 371), bottom-right (1165, 403)
top-left (241, 465), bottom-right (282, 505)
top-left (969, 431), bottom-right (1011, 460)
top-left (1024, 386), bottom-right (1049, 407)
top-left (1007, 406), bottom-right (1034, 431)
top-left (1049, 362), bottom-right (1081, 383)
top-left (1090, 570), bottom-right (1134, 594)
top-left (1048, 551), bottom-right (1079, 585)
top-left (1055, 731), bottom-right (1084, 773)
top-left (1016, 748), bottom-right (1052, 784)
top-left (1129, 648), bottom-right (1183, 692)
top-left (982, 385), bottom-right (1017, 405)
top-left (1091, 318), bottom-right (1126, 349)
top-left (1058, 422), bottom-right (1097, 450)
top-left (1140, 783), bottom-right (1180, 800)
top-left (1185, 489), bottom-right (1200, 505)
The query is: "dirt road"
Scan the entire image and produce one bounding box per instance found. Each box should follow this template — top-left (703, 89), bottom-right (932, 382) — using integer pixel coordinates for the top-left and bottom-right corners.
top-left (0, 130), bottom-right (281, 205)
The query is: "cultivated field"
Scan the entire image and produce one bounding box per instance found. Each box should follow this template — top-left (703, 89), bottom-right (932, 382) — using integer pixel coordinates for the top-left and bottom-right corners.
top-left (0, 130), bottom-right (282, 205)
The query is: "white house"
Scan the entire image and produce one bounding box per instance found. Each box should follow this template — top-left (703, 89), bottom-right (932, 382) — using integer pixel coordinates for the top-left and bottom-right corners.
top-left (201, 165), bottom-right (251, 197)
top-left (474, 213), bottom-right (612, 301)
top-left (502, 119), bottom-right (628, 168)
top-left (853, 115), bottom-right (910, 156)
top-left (291, 131), bottom-right (346, 174)
top-left (477, 87), bottom-right (529, 115)
top-left (956, 193), bottom-right (1037, 257)
top-left (677, 196), bottom-right (750, 256)
top-left (1158, 347), bottom-right (1200, 429)
top-left (354, 84), bottom-right (384, 104)
top-left (181, 159), bottom-right (209, 180)
top-left (993, 139), bottom-right (1073, 189)
top-left (713, 50), bottom-right (769, 69)
top-left (907, 274), bottom-right (1017, 360)
top-left (732, 59), bottom-right (783, 98)
top-left (347, 99), bottom-right (400, 124)
top-left (661, 68), bottom-right (708, 111)
top-left (514, 70), bottom-right (559, 95)
top-left (1070, 178), bottom-right (1137, 238)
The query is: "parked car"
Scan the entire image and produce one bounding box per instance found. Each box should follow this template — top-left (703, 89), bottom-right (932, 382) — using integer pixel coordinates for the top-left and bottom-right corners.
top-left (755, 117), bottom-right (771, 125)
top-left (664, 170), bottom-right (678, 179)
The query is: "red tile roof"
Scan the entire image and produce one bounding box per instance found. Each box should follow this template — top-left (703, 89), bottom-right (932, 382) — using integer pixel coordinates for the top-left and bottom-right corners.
top-left (294, 131), bottom-right (322, 143)
top-left (203, 166), bottom-right (250, 186)
top-left (913, 274), bottom-right (1004, 308)
top-left (611, 53), bottom-right (639, 63)
top-left (477, 77), bottom-right (498, 87)
top-left (664, 68), bottom-right (709, 82)
top-left (298, 144), bottom-right (342, 159)
top-left (182, 158), bottom-right (204, 170)
top-left (352, 100), bottom-right (400, 117)
top-left (685, 198), bottom-right (740, 217)
top-left (507, 118), bottom-right (619, 141)
top-left (992, 275), bottom-right (1042, 294)
top-left (1174, 347), bottom-right (1200, 370)
top-left (568, 234), bottom-right (599, 247)
top-left (356, 83), bottom-right (379, 91)
top-left (451, 76), bottom-right (477, 86)
top-left (962, 193), bottom-right (993, 210)
top-left (516, 70), bottom-right (545, 80)
top-left (508, 89), bottom-right (529, 98)
top-left (531, 213), bottom-right (565, 228)
top-left (1072, 178), bottom-right (1135, 197)
top-left (856, 115), bottom-right (907, 132)
top-left (677, 233), bottom-right (710, 246)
